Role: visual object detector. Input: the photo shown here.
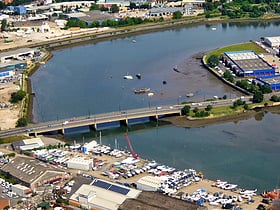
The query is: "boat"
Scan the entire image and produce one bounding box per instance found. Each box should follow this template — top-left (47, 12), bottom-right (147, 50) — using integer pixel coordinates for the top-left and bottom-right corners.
top-left (148, 92), bottom-right (154, 97)
top-left (136, 73), bottom-right (141, 79)
top-left (134, 88), bottom-right (150, 94)
top-left (186, 93), bottom-right (194, 97)
top-left (131, 39), bottom-right (136, 43)
top-left (123, 75), bottom-right (133, 80)
top-left (211, 27), bottom-right (217, 31)
top-left (239, 189), bottom-right (257, 195)
top-left (173, 66), bottom-right (180, 73)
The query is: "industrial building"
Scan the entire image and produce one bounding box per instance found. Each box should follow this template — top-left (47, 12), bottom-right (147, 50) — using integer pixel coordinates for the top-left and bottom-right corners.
top-left (223, 50), bottom-right (275, 77)
top-left (0, 156), bottom-right (69, 191)
top-left (256, 74), bottom-right (280, 91)
top-left (136, 175), bottom-right (162, 191)
top-left (66, 157), bottom-right (93, 171)
top-left (70, 179), bottom-right (141, 210)
top-left (264, 36), bottom-right (280, 48)
top-left (12, 184), bottom-right (32, 197)
top-left (12, 137), bottom-right (44, 152)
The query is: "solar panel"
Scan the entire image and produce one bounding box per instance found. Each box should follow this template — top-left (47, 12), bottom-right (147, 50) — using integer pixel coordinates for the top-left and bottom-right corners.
top-left (92, 180), bottom-right (111, 189)
top-left (92, 180), bottom-right (130, 195)
top-left (109, 185), bottom-right (130, 195)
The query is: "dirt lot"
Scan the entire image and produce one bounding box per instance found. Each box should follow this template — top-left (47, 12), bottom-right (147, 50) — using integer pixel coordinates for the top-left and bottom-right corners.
top-left (0, 82), bottom-right (20, 130)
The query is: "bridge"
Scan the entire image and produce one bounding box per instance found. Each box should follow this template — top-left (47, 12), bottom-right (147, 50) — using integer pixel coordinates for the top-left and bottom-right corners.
top-left (0, 95), bottom-right (257, 138)
top-left (0, 105), bottom-right (184, 138)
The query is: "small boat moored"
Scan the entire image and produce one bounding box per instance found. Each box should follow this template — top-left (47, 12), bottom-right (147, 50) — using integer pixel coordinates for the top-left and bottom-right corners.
top-left (134, 88), bottom-right (150, 94)
top-left (124, 75), bottom-right (133, 80)
top-left (136, 73), bottom-right (141, 79)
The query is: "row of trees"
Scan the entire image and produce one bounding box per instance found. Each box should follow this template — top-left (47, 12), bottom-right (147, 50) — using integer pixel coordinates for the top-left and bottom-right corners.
top-left (66, 16), bottom-right (165, 29)
top-left (204, 0), bottom-right (280, 19)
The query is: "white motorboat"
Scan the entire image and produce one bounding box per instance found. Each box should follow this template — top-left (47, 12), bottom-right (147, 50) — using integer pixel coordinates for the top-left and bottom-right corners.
top-left (124, 75), bottom-right (133, 80)
top-left (239, 189), bottom-right (257, 195)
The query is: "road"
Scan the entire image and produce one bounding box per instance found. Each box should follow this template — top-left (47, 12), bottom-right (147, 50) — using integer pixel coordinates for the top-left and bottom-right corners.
top-left (0, 95), bottom-right (256, 138)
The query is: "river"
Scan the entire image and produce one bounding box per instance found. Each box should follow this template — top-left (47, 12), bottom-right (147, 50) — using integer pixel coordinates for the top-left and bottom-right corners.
top-left (30, 20), bottom-right (280, 192)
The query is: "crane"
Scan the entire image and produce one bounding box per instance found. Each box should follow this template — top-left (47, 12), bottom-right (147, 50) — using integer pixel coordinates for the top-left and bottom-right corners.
top-left (124, 133), bottom-right (139, 159)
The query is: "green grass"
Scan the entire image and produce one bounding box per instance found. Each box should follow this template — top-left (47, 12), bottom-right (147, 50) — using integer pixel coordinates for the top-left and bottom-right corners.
top-left (205, 42), bottom-right (266, 61)
top-left (0, 135), bottom-right (30, 144)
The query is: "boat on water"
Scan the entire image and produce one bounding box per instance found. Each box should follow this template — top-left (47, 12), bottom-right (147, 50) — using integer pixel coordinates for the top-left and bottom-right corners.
top-left (134, 88), bottom-right (150, 94)
top-left (186, 93), bottom-right (194, 97)
top-left (136, 73), bottom-right (141, 79)
top-left (211, 27), bottom-right (217, 31)
top-left (123, 75), bottom-right (133, 80)
top-left (131, 39), bottom-right (136, 43)
top-left (173, 66), bottom-right (180, 73)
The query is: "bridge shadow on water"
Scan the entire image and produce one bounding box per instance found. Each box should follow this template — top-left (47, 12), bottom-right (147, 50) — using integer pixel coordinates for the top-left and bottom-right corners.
top-left (62, 120), bottom-right (172, 144)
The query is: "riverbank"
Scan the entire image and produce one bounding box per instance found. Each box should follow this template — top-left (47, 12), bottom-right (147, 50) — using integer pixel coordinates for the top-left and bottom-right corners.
top-left (162, 104), bottom-right (280, 128)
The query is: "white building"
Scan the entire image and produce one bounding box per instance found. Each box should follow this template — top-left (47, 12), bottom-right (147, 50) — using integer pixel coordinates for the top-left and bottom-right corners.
top-left (12, 184), bottom-right (32, 197)
top-left (81, 140), bottom-right (97, 153)
top-left (136, 176), bottom-right (162, 191)
top-left (264, 36), bottom-right (280, 48)
top-left (66, 157), bottom-right (93, 171)
top-left (70, 180), bottom-right (141, 210)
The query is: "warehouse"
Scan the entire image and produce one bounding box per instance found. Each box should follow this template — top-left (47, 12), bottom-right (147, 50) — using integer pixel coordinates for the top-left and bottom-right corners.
top-left (0, 156), bottom-right (69, 191)
top-left (223, 50), bottom-right (275, 77)
top-left (256, 75), bottom-right (280, 91)
top-left (66, 157), bottom-right (93, 171)
top-left (264, 36), bottom-right (280, 47)
top-left (12, 137), bottom-right (44, 152)
top-left (136, 175), bottom-right (162, 191)
top-left (70, 179), bottom-right (141, 210)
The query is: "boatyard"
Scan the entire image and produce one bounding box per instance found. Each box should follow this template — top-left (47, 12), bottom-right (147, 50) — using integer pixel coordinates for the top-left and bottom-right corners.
top-left (0, 136), bottom-right (269, 210)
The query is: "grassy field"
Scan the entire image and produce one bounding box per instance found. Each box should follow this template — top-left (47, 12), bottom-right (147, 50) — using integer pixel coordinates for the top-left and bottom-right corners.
top-left (205, 42), bottom-right (267, 61)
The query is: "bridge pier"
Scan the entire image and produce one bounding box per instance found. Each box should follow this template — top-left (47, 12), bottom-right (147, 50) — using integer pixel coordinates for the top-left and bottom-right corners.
top-left (59, 128), bottom-right (65, 135)
top-left (120, 119), bottom-right (128, 126)
top-left (149, 115), bottom-right (158, 122)
top-left (89, 124), bottom-right (97, 131)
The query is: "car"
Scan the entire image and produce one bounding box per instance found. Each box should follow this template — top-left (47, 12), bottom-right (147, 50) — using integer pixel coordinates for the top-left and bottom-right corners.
top-left (62, 121), bottom-right (69, 125)
top-left (156, 106), bottom-right (162, 110)
top-left (169, 106), bottom-right (174, 109)
top-left (25, 129), bottom-right (32, 132)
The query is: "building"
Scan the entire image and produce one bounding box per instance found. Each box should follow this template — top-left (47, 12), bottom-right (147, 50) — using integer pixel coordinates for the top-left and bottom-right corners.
top-left (136, 175), bottom-right (162, 191)
top-left (70, 179), bottom-right (141, 210)
top-left (0, 199), bottom-right (10, 210)
top-left (223, 50), bottom-right (275, 77)
top-left (12, 184), bottom-right (32, 197)
top-left (256, 74), bottom-right (280, 91)
top-left (264, 36), bottom-right (280, 48)
top-left (0, 68), bottom-right (14, 80)
top-left (0, 156), bottom-right (69, 191)
top-left (0, 48), bottom-right (35, 63)
top-left (11, 137), bottom-right (45, 152)
top-left (66, 157), bottom-right (93, 171)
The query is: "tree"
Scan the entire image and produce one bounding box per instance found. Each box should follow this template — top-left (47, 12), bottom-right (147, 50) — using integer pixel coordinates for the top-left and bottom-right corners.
top-left (244, 103), bottom-right (249, 110)
top-left (223, 95), bottom-right (227, 100)
top-left (193, 107), bottom-right (199, 113)
top-left (270, 95), bottom-right (280, 102)
top-left (207, 55), bottom-right (219, 68)
top-left (172, 11), bottom-right (182, 19)
top-left (182, 105), bottom-right (191, 116)
top-left (90, 3), bottom-right (99, 10)
top-left (1, 19), bottom-right (7, 32)
top-left (252, 91), bottom-right (264, 103)
top-left (10, 90), bottom-right (26, 103)
top-left (111, 5), bottom-right (119, 13)
top-left (16, 117), bottom-right (27, 127)
top-left (205, 105), bottom-right (212, 111)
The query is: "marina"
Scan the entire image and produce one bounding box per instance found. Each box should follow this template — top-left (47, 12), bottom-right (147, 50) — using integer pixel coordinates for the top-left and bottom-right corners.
top-left (28, 138), bottom-right (268, 209)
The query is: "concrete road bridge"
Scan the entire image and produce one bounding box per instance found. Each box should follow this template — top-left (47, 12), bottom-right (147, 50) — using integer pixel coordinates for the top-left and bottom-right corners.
top-left (0, 95), bottom-right (255, 138)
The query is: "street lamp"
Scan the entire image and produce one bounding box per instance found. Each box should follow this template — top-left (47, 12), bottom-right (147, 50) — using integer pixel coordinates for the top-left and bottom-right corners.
top-left (177, 96), bottom-right (181, 105)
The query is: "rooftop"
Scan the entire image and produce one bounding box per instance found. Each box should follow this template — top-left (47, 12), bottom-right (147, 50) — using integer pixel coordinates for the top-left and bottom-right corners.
top-left (225, 51), bottom-right (272, 72)
top-left (0, 156), bottom-right (65, 184)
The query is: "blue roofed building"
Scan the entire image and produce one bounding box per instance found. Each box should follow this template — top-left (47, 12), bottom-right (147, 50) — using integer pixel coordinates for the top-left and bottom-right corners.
top-left (256, 75), bottom-right (280, 91)
top-left (222, 50), bottom-right (275, 77)
top-left (14, 6), bottom-right (27, 15)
